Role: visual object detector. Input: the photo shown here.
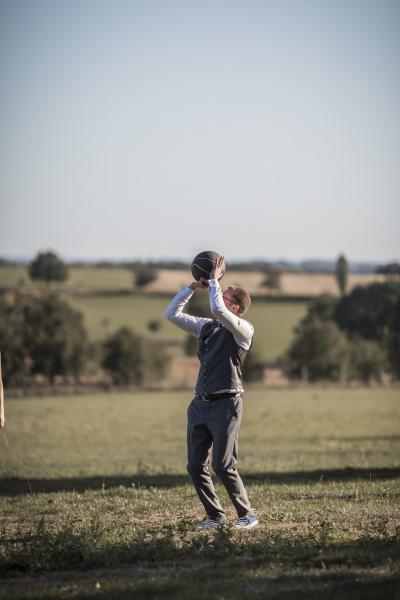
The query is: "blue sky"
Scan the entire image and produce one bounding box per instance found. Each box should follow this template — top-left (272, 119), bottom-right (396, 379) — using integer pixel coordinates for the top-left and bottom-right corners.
top-left (1, 0), bottom-right (399, 263)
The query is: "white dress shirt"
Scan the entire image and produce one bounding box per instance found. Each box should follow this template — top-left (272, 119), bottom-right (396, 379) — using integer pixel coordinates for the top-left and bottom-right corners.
top-left (164, 278), bottom-right (254, 350)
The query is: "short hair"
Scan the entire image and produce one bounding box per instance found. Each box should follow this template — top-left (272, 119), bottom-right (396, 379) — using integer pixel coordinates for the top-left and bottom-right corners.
top-left (226, 286), bottom-right (251, 315)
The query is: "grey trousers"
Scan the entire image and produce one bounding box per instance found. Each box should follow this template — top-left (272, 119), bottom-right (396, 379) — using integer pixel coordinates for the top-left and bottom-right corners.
top-left (186, 395), bottom-right (255, 520)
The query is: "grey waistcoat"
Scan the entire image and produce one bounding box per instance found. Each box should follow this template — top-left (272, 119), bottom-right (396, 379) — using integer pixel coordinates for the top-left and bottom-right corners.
top-left (194, 320), bottom-right (252, 395)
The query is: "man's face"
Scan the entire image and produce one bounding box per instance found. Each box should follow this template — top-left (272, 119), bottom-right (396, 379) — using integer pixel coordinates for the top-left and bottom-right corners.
top-left (222, 290), bottom-right (240, 316)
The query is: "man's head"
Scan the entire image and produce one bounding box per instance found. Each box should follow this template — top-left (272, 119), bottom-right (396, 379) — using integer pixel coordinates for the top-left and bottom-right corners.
top-left (222, 286), bottom-right (251, 316)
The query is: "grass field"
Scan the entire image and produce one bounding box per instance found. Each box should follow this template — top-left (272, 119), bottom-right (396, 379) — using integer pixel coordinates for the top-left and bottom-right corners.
top-left (0, 266), bottom-right (309, 360)
top-left (1, 388), bottom-right (399, 599)
top-left (0, 266), bottom-right (133, 291)
top-left (0, 265), bottom-right (386, 297)
top-left (1, 264), bottom-right (386, 361)
top-left (68, 295), bottom-right (308, 361)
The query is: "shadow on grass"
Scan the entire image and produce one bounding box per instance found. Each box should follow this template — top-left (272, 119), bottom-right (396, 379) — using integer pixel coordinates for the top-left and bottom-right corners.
top-left (1, 466), bottom-right (400, 496)
top-left (0, 523), bottom-right (400, 585)
top-left (2, 569), bottom-right (400, 600)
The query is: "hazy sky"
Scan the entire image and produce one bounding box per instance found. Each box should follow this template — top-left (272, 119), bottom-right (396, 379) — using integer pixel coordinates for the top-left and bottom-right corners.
top-left (1, 0), bottom-right (399, 263)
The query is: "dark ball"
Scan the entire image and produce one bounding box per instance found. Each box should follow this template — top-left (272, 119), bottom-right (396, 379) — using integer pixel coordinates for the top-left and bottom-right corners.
top-left (191, 251), bottom-right (226, 283)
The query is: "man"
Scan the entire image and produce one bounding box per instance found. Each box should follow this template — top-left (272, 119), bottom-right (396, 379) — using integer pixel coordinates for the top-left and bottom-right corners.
top-left (164, 256), bottom-right (257, 530)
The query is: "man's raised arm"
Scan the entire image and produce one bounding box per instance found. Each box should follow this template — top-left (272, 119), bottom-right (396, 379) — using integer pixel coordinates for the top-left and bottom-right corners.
top-left (164, 283), bottom-right (211, 337)
top-left (208, 279), bottom-right (254, 348)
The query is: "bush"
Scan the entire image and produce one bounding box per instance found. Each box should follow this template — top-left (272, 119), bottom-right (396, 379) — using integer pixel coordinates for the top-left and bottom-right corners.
top-left (243, 349), bottom-right (264, 382)
top-left (102, 327), bottom-right (170, 386)
top-left (133, 267), bottom-right (158, 288)
top-left (102, 327), bottom-right (145, 385)
top-left (347, 337), bottom-right (387, 383)
top-left (285, 319), bottom-right (349, 382)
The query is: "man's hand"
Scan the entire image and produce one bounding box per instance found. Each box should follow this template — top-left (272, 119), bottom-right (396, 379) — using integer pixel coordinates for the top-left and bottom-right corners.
top-left (189, 278), bottom-right (208, 291)
top-left (210, 255), bottom-right (225, 281)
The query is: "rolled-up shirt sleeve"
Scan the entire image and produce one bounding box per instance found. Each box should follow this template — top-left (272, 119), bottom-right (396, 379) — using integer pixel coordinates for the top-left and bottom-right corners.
top-left (208, 279), bottom-right (254, 350)
top-left (163, 286), bottom-right (211, 337)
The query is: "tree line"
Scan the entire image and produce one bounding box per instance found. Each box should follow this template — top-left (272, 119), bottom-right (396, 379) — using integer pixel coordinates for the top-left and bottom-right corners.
top-left (2, 250), bottom-right (399, 277)
top-left (1, 251), bottom-right (399, 388)
top-left (25, 251), bottom-right (159, 290)
top-left (180, 278), bottom-right (400, 384)
top-left (0, 292), bottom-right (170, 388)
top-left (283, 281), bottom-right (400, 383)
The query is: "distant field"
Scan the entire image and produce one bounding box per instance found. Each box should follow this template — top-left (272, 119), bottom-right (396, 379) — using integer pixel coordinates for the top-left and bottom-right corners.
top-left (1, 264), bottom-right (386, 361)
top-left (0, 265), bottom-right (386, 296)
top-left (1, 388), bottom-right (399, 599)
top-left (0, 265), bottom-right (133, 291)
top-left (68, 294), bottom-right (308, 361)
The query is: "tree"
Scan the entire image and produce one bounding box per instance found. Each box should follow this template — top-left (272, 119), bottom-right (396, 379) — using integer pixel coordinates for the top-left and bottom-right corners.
top-left (133, 266), bottom-right (158, 289)
top-left (102, 327), bottom-right (145, 385)
top-left (376, 262), bottom-right (400, 280)
top-left (284, 282), bottom-right (400, 382)
top-left (102, 327), bottom-right (170, 386)
top-left (260, 265), bottom-right (282, 293)
top-left (387, 295), bottom-right (400, 378)
top-left (347, 337), bottom-right (387, 383)
top-left (285, 319), bottom-right (349, 382)
top-left (22, 294), bottom-right (88, 383)
top-left (0, 293), bottom-right (87, 386)
top-left (0, 294), bottom-right (30, 387)
top-left (28, 251), bottom-right (68, 285)
top-left (334, 282), bottom-right (400, 343)
top-left (335, 254), bottom-right (348, 297)
top-left (301, 294), bottom-right (338, 325)
top-left (243, 349), bottom-right (264, 382)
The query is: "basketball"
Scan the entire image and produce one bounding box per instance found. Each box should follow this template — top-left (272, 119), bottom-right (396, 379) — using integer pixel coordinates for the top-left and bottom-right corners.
top-left (191, 250), bottom-right (226, 283)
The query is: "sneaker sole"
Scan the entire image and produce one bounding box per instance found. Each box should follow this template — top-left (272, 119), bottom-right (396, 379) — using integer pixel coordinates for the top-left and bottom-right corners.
top-left (195, 523), bottom-right (225, 531)
top-left (234, 519), bottom-right (258, 529)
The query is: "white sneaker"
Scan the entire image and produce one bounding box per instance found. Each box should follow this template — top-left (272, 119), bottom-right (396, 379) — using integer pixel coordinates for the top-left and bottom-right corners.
top-left (234, 515), bottom-right (258, 529)
top-left (195, 518), bottom-right (225, 531)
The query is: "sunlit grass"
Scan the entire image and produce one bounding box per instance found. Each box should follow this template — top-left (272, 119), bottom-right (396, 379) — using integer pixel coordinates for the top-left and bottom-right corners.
top-left (1, 388), bottom-right (399, 598)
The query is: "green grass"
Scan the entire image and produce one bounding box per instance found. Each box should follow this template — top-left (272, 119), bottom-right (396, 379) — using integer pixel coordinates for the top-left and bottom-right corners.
top-left (69, 294), bottom-right (184, 341)
top-left (68, 295), bottom-right (307, 361)
top-left (248, 299), bottom-right (307, 360)
top-left (0, 266), bottom-right (308, 359)
top-left (0, 266), bottom-right (133, 291)
top-left (1, 388), bottom-right (399, 599)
